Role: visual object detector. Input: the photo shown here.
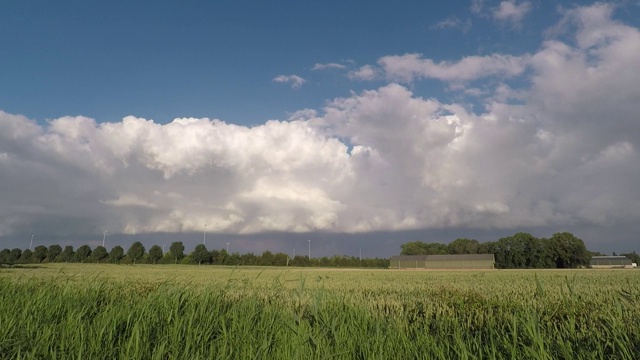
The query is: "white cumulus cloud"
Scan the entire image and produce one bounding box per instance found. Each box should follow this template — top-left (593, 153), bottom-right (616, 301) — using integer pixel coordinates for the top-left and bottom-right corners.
top-left (312, 63), bottom-right (346, 70)
top-left (493, 1), bottom-right (532, 26)
top-left (273, 74), bottom-right (306, 89)
top-left (348, 65), bottom-right (380, 81)
top-left (377, 53), bottom-right (530, 84)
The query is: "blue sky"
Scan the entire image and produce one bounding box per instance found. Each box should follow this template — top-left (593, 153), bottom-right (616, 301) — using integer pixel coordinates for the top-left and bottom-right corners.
top-left (1, 1), bottom-right (640, 256)
top-left (2, 0), bottom-right (594, 124)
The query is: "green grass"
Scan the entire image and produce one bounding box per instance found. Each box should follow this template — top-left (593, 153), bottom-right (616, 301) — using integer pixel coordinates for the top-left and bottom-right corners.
top-left (1, 264), bottom-right (639, 359)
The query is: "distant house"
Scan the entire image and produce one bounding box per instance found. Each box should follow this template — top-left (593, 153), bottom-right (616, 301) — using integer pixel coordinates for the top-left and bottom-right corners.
top-left (590, 256), bottom-right (636, 269)
top-left (389, 254), bottom-right (495, 269)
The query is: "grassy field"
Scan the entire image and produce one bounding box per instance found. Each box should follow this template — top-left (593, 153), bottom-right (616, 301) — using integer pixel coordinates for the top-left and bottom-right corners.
top-left (1, 264), bottom-right (639, 359)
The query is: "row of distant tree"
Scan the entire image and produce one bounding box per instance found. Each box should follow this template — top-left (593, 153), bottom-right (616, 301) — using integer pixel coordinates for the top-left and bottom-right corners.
top-left (0, 241), bottom-right (390, 268)
top-left (401, 232), bottom-right (640, 269)
top-left (2, 231), bottom-right (637, 269)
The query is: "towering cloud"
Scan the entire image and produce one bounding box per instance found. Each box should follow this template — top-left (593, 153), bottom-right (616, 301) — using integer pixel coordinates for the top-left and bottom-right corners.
top-left (1, 3), bottom-right (638, 247)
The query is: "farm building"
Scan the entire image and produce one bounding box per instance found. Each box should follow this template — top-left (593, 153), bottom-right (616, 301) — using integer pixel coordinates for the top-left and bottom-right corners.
top-left (390, 254), bottom-right (495, 269)
top-left (590, 256), bottom-right (636, 268)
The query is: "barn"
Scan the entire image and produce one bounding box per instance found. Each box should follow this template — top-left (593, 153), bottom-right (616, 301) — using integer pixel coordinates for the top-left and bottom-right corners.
top-left (390, 254), bottom-right (495, 269)
top-left (590, 256), bottom-right (635, 268)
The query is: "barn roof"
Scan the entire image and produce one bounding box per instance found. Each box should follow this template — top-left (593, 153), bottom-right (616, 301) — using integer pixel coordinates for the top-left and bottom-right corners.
top-left (390, 255), bottom-right (428, 261)
top-left (590, 256), bottom-right (632, 264)
top-left (591, 256), bottom-right (631, 260)
top-left (390, 254), bottom-right (495, 261)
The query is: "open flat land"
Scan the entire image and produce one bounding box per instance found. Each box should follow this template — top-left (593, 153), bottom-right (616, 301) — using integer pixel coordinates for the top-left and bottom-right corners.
top-left (1, 264), bottom-right (639, 359)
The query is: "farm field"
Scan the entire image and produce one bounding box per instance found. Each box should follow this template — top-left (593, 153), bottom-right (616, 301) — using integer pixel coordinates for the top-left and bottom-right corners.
top-left (1, 264), bottom-right (639, 359)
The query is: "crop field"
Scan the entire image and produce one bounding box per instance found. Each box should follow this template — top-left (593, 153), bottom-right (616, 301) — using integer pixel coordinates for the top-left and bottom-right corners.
top-left (1, 264), bottom-right (639, 359)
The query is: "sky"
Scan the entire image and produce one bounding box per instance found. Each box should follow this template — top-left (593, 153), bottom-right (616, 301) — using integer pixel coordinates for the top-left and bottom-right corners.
top-left (1, 0), bottom-right (640, 257)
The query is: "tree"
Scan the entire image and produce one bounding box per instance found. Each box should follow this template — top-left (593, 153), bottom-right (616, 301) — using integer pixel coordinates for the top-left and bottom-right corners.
top-left (160, 252), bottom-right (173, 264)
top-left (0, 249), bottom-right (10, 264)
top-left (127, 242), bottom-right (145, 264)
top-left (401, 241), bottom-right (427, 255)
top-left (273, 252), bottom-right (289, 266)
top-left (33, 245), bottom-right (47, 263)
top-left (478, 241), bottom-right (496, 255)
top-left (46, 244), bottom-right (62, 262)
top-left (537, 238), bottom-right (557, 269)
top-left (8, 248), bottom-right (22, 263)
top-left (548, 232), bottom-right (590, 268)
top-left (500, 232), bottom-right (541, 269)
top-left (317, 256), bottom-right (330, 267)
top-left (292, 255), bottom-right (308, 267)
top-left (210, 249), bottom-right (220, 264)
top-left (215, 248), bottom-right (229, 265)
top-left (192, 244), bottom-right (211, 265)
top-left (447, 238), bottom-right (480, 254)
top-left (75, 245), bottom-right (92, 263)
top-left (400, 241), bottom-right (448, 255)
top-left (620, 251), bottom-right (640, 265)
top-left (20, 249), bottom-right (33, 263)
top-left (180, 255), bottom-right (195, 265)
top-left (240, 252), bottom-right (258, 266)
top-left (91, 246), bottom-right (109, 262)
top-left (493, 236), bottom-right (520, 268)
top-left (518, 233), bottom-right (548, 268)
top-left (169, 242), bottom-right (185, 264)
top-left (60, 246), bottom-right (75, 262)
top-left (148, 245), bottom-right (163, 264)
top-left (400, 241), bottom-right (424, 255)
top-left (109, 246), bottom-right (124, 263)
top-left (260, 251), bottom-right (275, 266)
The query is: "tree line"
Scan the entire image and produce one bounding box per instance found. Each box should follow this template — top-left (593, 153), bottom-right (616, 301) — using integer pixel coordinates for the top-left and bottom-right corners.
top-left (0, 241), bottom-right (389, 268)
top-left (400, 231), bottom-right (640, 269)
top-left (2, 231), bottom-right (637, 269)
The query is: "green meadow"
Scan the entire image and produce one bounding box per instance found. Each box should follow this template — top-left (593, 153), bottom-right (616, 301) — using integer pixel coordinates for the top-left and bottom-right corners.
top-left (1, 264), bottom-right (639, 359)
